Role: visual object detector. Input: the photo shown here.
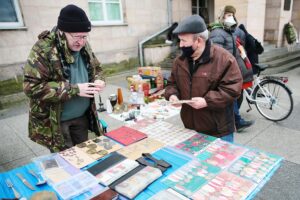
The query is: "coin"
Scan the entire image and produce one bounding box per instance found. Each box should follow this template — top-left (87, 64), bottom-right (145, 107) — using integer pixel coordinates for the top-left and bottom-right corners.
top-left (93, 138), bottom-right (101, 143)
top-left (86, 149), bottom-right (97, 154)
top-left (86, 143), bottom-right (97, 149)
top-left (76, 143), bottom-right (87, 148)
top-left (97, 150), bottom-right (108, 156)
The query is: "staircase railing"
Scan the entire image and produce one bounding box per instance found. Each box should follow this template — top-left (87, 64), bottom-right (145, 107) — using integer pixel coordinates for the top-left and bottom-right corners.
top-left (138, 25), bottom-right (172, 67)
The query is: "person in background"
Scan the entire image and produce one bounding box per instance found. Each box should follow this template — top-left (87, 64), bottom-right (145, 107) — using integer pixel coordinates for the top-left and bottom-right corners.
top-left (283, 21), bottom-right (298, 52)
top-left (166, 22), bottom-right (179, 45)
top-left (209, 5), bottom-right (254, 132)
top-left (23, 4), bottom-right (105, 152)
top-left (165, 15), bottom-right (243, 143)
top-left (238, 24), bottom-right (264, 74)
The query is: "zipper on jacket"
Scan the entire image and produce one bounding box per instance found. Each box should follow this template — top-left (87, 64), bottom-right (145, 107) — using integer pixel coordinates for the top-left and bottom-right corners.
top-left (189, 61), bottom-right (194, 98)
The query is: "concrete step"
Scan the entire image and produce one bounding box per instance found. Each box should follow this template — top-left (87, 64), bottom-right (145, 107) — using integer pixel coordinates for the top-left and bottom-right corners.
top-left (263, 59), bottom-right (300, 75)
top-left (265, 53), bottom-right (300, 68)
top-left (263, 43), bottom-right (277, 51)
top-left (260, 47), bottom-right (288, 58)
top-left (260, 48), bottom-right (300, 63)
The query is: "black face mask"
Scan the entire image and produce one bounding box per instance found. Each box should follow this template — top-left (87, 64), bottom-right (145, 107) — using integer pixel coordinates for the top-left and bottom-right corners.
top-left (181, 46), bottom-right (195, 58)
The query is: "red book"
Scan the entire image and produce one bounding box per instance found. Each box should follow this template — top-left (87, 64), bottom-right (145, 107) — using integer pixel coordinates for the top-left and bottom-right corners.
top-left (105, 126), bottom-right (147, 146)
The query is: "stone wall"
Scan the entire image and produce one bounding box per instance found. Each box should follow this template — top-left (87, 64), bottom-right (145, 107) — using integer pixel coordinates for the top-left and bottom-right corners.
top-left (0, 0), bottom-right (191, 80)
top-left (265, 0), bottom-right (294, 47)
top-left (292, 0), bottom-right (300, 41)
top-left (144, 45), bottom-right (172, 66)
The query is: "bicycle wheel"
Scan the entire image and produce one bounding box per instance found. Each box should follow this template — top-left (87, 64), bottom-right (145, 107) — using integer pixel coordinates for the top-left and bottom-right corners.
top-left (253, 79), bottom-right (293, 121)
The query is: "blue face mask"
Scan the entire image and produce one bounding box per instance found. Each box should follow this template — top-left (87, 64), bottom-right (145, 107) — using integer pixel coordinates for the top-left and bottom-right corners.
top-left (181, 46), bottom-right (195, 58)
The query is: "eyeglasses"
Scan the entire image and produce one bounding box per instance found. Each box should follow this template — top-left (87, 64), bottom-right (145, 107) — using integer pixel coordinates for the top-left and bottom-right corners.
top-left (67, 33), bottom-right (89, 41)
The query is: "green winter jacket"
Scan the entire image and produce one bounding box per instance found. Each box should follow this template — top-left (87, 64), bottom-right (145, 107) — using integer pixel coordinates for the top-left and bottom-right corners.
top-left (23, 27), bottom-right (105, 152)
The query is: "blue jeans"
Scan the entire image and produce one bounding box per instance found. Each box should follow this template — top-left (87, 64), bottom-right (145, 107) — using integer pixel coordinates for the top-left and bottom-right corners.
top-left (234, 99), bottom-right (242, 125)
top-left (221, 133), bottom-right (234, 143)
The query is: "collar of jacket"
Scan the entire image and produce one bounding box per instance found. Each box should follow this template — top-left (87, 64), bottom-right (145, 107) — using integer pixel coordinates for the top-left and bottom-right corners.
top-left (180, 39), bottom-right (211, 64)
top-left (208, 22), bottom-right (223, 31)
top-left (209, 22), bottom-right (236, 33)
top-left (53, 27), bottom-right (90, 65)
top-left (56, 30), bottom-right (75, 64)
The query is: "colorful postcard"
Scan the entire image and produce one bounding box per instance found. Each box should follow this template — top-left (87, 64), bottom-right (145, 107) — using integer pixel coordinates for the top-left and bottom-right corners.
top-left (162, 160), bottom-right (221, 197)
top-left (175, 133), bottom-right (217, 155)
top-left (196, 139), bottom-right (248, 169)
top-left (228, 149), bottom-right (283, 183)
top-left (140, 99), bottom-right (181, 120)
top-left (192, 171), bottom-right (257, 200)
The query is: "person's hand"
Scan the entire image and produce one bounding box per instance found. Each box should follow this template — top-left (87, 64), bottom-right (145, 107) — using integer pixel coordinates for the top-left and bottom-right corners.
top-left (188, 97), bottom-right (207, 109)
top-left (94, 80), bottom-right (106, 91)
top-left (77, 83), bottom-right (102, 98)
top-left (169, 95), bottom-right (181, 107)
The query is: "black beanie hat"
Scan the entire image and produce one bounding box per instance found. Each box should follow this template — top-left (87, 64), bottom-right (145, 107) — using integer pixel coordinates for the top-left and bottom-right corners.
top-left (57, 4), bottom-right (91, 32)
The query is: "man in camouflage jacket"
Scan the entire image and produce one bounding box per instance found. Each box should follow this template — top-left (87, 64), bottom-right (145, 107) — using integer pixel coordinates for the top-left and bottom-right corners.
top-left (23, 5), bottom-right (105, 152)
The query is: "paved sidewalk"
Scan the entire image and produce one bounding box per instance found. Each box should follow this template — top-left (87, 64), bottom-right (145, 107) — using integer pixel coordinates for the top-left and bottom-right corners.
top-left (1, 68), bottom-right (300, 199)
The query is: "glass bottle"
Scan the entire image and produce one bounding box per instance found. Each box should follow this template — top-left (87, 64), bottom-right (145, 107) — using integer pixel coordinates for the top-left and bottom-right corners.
top-left (117, 88), bottom-right (123, 105)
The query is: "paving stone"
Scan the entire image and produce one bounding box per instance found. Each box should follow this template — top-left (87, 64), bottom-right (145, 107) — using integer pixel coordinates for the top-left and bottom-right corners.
top-left (255, 160), bottom-right (300, 200)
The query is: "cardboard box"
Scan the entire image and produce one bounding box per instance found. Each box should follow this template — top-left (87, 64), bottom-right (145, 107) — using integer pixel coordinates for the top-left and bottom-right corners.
top-left (138, 66), bottom-right (161, 77)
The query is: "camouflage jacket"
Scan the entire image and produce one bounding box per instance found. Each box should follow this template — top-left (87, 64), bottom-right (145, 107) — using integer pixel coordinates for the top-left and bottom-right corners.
top-left (23, 27), bottom-right (105, 152)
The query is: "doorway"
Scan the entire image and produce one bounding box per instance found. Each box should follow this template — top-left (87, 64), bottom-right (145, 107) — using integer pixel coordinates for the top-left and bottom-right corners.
top-left (192, 0), bottom-right (214, 24)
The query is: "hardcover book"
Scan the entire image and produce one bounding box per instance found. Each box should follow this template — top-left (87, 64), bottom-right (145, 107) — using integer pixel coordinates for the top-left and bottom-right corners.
top-left (105, 126), bottom-right (147, 146)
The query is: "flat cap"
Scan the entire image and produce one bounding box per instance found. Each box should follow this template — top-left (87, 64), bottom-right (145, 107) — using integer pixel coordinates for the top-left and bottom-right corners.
top-left (173, 15), bottom-right (207, 34)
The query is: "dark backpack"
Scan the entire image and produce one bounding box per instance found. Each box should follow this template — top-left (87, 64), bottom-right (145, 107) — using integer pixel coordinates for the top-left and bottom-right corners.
top-left (239, 24), bottom-right (264, 55)
top-left (245, 33), bottom-right (264, 54)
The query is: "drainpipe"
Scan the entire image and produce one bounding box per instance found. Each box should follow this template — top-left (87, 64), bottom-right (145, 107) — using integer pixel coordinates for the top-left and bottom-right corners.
top-left (167, 0), bottom-right (173, 25)
top-left (138, 0), bottom-right (173, 67)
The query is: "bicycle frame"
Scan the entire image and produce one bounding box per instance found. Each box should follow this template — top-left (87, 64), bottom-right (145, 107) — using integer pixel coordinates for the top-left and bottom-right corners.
top-left (243, 76), bottom-right (265, 104)
top-left (243, 75), bottom-right (290, 111)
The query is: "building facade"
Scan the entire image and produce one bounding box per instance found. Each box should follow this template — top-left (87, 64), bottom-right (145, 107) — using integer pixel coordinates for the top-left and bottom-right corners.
top-left (0, 0), bottom-right (298, 80)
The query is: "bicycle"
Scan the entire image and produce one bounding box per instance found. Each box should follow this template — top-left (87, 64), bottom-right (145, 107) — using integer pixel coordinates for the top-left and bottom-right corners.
top-left (243, 63), bottom-right (293, 121)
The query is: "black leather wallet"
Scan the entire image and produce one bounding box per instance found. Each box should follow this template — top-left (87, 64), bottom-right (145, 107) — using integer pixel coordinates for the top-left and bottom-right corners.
top-left (86, 152), bottom-right (126, 176)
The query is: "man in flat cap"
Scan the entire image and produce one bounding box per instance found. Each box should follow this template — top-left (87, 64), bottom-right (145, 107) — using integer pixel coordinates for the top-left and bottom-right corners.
top-left (165, 15), bottom-right (243, 142)
top-left (23, 4), bottom-right (105, 152)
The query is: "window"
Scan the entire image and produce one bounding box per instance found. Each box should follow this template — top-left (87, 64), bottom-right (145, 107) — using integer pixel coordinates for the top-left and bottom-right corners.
top-left (0, 0), bottom-right (24, 29)
top-left (88, 0), bottom-right (123, 25)
top-left (192, 0), bottom-right (209, 24)
top-left (284, 0), bottom-right (291, 11)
